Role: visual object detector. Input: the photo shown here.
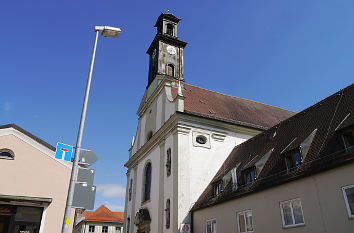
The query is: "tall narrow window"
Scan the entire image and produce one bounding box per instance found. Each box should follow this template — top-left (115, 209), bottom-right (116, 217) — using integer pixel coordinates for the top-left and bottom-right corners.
top-left (165, 199), bottom-right (170, 229)
top-left (129, 179), bottom-right (133, 201)
top-left (166, 24), bottom-right (174, 36)
top-left (167, 64), bottom-right (174, 77)
top-left (342, 184), bottom-right (354, 218)
top-left (144, 163), bottom-right (152, 201)
top-left (166, 148), bottom-right (171, 177)
top-left (280, 198), bottom-right (305, 228)
top-left (237, 210), bottom-right (254, 233)
top-left (206, 219), bottom-right (216, 233)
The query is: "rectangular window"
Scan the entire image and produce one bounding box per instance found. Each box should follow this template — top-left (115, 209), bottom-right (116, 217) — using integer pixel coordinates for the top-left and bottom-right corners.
top-left (237, 210), bottom-right (253, 232)
top-left (115, 226), bottom-right (121, 233)
top-left (285, 151), bottom-right (302, 172)
top-left (243, 168), bottom-right (256, 186)
top-left (206, 219), bottom-right (216, 233)
top-left (280, 198), bottom-right (305, 228)
top-left (213, 182), bottom-right (223, 197)
top-left (102, 226), bottom-right (108, 233)
top-left (89, 225), bottom-right (95, 233)
top-left (342, 184), bottom-right (354, 218)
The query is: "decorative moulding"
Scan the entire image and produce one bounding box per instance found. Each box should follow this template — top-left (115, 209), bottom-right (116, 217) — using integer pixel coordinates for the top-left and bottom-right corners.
top-left (211, 132), bottom-right (226, 142)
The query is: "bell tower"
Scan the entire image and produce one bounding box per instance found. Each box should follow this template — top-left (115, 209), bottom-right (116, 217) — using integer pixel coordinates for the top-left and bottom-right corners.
top-left (146, 11), bottom-right (187, 87)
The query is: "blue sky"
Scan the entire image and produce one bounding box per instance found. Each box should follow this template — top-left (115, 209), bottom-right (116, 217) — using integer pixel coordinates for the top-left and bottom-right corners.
top-left (1, 1), bottom-right (353, 212)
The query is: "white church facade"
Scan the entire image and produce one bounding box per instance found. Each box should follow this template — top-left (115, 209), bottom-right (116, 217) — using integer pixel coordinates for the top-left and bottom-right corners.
top-left (123, 12), bottom-right (295, 233)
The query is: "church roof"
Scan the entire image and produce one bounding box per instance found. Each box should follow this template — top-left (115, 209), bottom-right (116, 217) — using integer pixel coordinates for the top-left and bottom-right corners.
top-left (192, 83), bottom-right (354, 211)
top-left (173, 83), bottom-right (296, 130)
top-left (83, 205), bottom-right (124, 223)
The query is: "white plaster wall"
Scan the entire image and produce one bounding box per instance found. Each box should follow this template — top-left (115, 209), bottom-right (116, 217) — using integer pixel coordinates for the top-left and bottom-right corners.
top-left (163, 134), bottom-right (174, 233)
top-left (177, 122), bottom-right (253, 230)
top-left (156, 94), bottom-right (163, 130)
top-left (132, 146), bottom-right (160, 233)
top-left (83, 222), bottom-right (123, 233)
top-left (139, 115), bottom-right (146, 149)
top-left (165, 95), bottom-right (175, 122)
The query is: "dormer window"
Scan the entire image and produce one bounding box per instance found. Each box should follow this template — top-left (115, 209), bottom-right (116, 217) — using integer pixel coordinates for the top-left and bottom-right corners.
top-left (341, 128), bottom-right (354, 153)
top-left (243, 167), bottom-right (256, 186)
top-left (166, 24), bottom-right (174, 36)
top-left (213, 181), bottom-right (223, 197)
top-left (284, 149), bottom-right (302, 172)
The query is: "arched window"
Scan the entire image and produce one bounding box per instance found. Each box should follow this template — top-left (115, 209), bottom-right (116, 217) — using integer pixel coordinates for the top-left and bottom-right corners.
top-left (165, 199), bottom-right (170, 229)
top-left (167, 64), bottom-right (174, 77)
top-left (143, 163), bottom-right (152, 201)
top-left (166, 24), bottom-right (174, 36)
top-left (0, 149), bottom-right (14, 159)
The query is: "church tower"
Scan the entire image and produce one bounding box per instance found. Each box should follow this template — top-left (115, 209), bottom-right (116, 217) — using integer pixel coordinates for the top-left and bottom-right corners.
top-left (146, 11), bottom-right (187, 87)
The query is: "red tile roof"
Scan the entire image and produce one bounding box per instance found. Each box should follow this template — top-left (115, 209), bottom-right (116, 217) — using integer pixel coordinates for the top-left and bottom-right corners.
top-left (172, 83), bottom-right (295, 129)
top-left (83, 205), bottom-right (124, 223)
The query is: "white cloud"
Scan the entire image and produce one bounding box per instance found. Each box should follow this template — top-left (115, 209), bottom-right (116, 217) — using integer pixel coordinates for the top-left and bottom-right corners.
top-left (103, 201), bottom-right (125, 212)
top-left (4, 101), bottom-right (12, 112)
top-left (97, 184), bottom-right (126, 198)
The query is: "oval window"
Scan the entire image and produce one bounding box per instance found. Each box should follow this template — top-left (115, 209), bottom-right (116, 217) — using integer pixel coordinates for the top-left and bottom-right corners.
top-left (196, 135), bottom-right (207, 144)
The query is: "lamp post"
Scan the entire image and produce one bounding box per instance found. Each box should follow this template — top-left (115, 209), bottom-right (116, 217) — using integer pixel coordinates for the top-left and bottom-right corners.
top-left (61, 26), bottom-right (121, 233)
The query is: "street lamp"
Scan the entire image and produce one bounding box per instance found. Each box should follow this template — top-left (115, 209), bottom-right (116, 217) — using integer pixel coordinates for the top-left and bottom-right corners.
top-left (61, 25), bottom-right (121, 233)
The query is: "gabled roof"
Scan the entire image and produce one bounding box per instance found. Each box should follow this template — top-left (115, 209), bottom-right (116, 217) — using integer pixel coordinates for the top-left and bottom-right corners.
top-left (192, 83), bottom-right (354, 211)
top-left (0, 124), bottom-right (55, 151)
top-left (173, 83), bottom-right (296, 130)
top-left (83, 205), bottom-right (124, 223)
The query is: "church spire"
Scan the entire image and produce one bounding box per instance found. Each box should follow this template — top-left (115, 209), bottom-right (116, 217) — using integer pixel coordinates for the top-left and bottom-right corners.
top-left (146, 12), bottom-right (187, 87)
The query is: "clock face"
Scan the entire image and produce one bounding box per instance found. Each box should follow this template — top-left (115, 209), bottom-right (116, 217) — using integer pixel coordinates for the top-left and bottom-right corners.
top-left (167, 45), bottom-right (176, 55)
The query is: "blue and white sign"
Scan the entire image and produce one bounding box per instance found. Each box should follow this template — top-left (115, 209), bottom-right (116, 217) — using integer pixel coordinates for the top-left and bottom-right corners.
top-left (55, 142), bottom-right (73, 162)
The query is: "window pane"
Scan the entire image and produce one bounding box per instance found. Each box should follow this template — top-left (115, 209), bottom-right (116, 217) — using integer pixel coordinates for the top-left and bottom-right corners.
top-left (292, 200), bottom-right (304, 224)
top-left (206, 221), bottom-right (212, 233)
top-left (345, 186), bottom-right (354, 215)
top-left (281, 202), bottom-right (294, 226)
top-left (245, 211), bottom-right (253, 231)
top-left (212, 220), bottom-right (217, 233)
top-left (293, 153), bottom-right (302, 167)
top-left (238, 213), bottom-right (246, 232)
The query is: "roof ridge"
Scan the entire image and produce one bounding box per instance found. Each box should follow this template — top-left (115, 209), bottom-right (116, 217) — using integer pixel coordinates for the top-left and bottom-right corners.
top-left (184, 83), bottom-right (296, 113)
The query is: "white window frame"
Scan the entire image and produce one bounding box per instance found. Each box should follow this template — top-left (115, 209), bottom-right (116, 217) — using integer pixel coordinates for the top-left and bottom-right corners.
top-left (342, 184), bottom-right (354, 218)
top-left (280, 198), bottom-right (305, 228)
top-left (237, 210), bottom-right (254, 233)
top-left (88, 225), bottom-right (95, 233)
top-left (205, 218), bottom-right (217, 233)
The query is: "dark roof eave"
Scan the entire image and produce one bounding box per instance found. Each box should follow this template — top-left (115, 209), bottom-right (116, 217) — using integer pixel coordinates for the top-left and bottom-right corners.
top-left (182, 110), bottom-right (268, 131)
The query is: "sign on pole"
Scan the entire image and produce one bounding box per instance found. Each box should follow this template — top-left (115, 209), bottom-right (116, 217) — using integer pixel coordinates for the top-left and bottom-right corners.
top-left (79, 149), bottom-right (98, 165)
top-left (72, 183), bottom-right (96, 210)
top-left (54, 143), bottom-right (73, 162)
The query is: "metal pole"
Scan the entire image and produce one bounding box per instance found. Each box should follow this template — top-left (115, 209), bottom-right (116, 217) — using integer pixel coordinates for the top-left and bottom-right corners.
top-left (61, 30), bottom-right (99, 233)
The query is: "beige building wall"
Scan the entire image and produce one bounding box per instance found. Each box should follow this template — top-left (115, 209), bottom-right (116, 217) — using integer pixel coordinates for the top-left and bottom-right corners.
top-left (193, 163), bottom-right (354, 233)
top-left (0, 130), bottom-right (74, 232)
